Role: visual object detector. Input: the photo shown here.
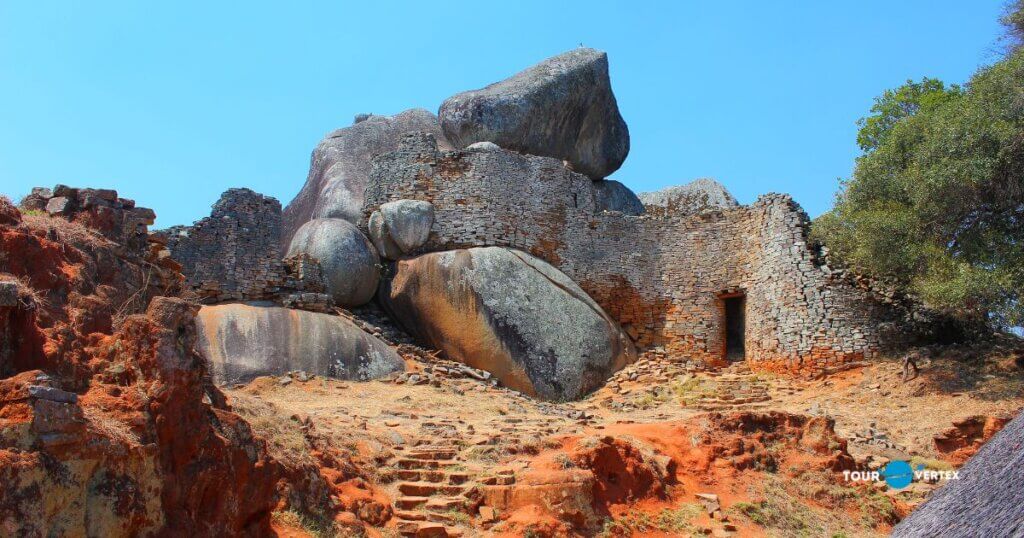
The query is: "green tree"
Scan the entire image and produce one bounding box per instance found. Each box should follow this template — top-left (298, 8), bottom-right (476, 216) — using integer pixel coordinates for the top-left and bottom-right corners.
top-left (813, 46), bottom-right (1024, 328)
top-left (854, 78), bottom-right (960, 152)
top-left (1004, 0), bottom-right (1024, 50)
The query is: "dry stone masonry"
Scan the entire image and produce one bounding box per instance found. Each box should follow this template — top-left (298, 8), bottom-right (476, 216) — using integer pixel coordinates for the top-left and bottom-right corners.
top-left (163, 188), bottom-right (332, 310)
top-left (363, 133), bottom-right (929, 374)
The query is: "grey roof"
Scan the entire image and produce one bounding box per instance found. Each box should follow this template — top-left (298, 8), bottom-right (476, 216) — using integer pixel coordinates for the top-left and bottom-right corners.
top-left (892, 410), bottom-right (1024, 537)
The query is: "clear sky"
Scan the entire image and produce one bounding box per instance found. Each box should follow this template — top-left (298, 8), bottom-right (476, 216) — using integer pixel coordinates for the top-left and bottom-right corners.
top-left (0, 1), bottom-right (1009, 227)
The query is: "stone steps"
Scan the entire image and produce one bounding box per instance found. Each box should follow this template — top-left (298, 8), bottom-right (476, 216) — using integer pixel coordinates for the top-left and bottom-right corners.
top-left (394, 520), bottom-right (463, 537)
top-left (389, 434), bottom-right (477, 538)
top-left (398, 481), bottom-right (467, 497)
top-left (396, 458), bottom-right (462, 470)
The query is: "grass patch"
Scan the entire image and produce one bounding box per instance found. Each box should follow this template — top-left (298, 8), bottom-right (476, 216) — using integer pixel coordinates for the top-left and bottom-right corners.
top-left (229, 394), bottom-right (313, 465)
top-left (21, 212), bottom-right (110, 249)
top-left (597, 504), bottom-right (702, 537)
top-left (731, 477), bottom-right (890, 537)
top-left (910, 456), bottom-right (955, 472)
top-left (271, 509), bottom-right (340, 537)
top-left (444, 508), bottom-right (471, 525)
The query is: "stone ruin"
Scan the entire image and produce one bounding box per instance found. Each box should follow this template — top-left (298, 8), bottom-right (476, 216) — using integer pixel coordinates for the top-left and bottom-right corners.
top-left (161, 188), bottom-right (333, 311)
top-left (362, 133), bottom-right (933, 373)
top-left (154, 47), bottom-right (954, 390)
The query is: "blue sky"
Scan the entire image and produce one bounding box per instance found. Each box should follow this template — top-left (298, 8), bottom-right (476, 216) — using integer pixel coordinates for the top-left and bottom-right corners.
top-left (0, 1), bottom-right (1009, 227)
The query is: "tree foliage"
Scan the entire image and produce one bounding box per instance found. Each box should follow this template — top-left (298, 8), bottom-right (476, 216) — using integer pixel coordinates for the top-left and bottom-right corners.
top-left (813, 45), bottom-right (1024, 328)
top-left (1004, 0), bottom-right (1024, 50)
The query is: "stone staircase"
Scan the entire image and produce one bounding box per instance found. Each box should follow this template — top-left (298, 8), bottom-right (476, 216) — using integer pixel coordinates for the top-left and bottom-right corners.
top-left (694, 363), bottom-right (772, 411)
top-left (387, 419), bottom-right (478, 537)
top-left (383, 411), bottom-right (576, 536)
top-left (391, 446), bottom-right (472, 536)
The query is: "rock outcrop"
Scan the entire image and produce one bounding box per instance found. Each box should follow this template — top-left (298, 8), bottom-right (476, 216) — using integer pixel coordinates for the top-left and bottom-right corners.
top-left (195, 303), bottom-right (404, 383)
top-left (378, 246), bottom-right (635, 401)
top-left (19, 185), bottom-right (157, 252)
top-left (592, 179), bottom-right (644, 215)
top-left (438, 48), bottom-right (629, 179)
top-left (282, 109), bottom-right (452, 246)
top-left (286, 218), bottom-right (380, 307)
top-left (639, 178), bottom-right (739, 216)
top-left (0, 195), bottom-right (282, 536)
top-left (368, 199), bottom-right (435, 260)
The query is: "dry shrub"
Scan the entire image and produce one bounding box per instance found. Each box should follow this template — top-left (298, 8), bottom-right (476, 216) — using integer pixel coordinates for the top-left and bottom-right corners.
top-left (0, 274), bottom-right (46, 310)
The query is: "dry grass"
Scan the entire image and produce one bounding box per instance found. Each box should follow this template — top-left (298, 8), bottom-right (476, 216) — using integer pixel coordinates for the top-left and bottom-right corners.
top-left (271, 509), bottom-right (340, 538)
top-left (228, 392), bottom-right (315, 466)
top-left (0, 274), bottom-right (46, 310)
top-left (82, 405), bottom-right (141, 447)
top-left (20, 212), bottom-right (111, 250)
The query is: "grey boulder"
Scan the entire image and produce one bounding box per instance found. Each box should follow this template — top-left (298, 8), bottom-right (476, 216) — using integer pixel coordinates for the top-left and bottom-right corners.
top-left (286, 218), bottom-right (380, 307)
top-left (379, 247), bottom-right (636, 401)
top-left (282, 108), bottom-right (452, 246)
top-left (592, 179), bottom-right (644, 216)
top-left (639, 178), bottom-right (739, 215)
top-left (196, 303), bottom-right (404, 384)
top-left (368, 200), bottom-right (434, 260)
top-left (438, 48), bottom-right (629, 179)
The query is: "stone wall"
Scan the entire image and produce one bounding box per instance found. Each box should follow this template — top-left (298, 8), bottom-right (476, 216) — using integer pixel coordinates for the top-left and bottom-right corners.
top-left (162, 189), bottom-right (331, 309)
top-left (364, 133), bottom-right (920, 373)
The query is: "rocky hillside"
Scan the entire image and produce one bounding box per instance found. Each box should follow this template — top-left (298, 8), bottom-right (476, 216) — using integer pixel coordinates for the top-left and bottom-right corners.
top-left (2, 47), bottom-right (1022, 537)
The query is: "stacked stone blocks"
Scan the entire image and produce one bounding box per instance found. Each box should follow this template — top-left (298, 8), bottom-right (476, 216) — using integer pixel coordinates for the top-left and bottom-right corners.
top-left (363, 133), bottom-right (918, 373)
top-left (163, 188), bottom-right (332, 311)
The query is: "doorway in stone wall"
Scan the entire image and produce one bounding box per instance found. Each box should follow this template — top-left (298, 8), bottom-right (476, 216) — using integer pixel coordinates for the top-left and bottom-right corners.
top-left (723, 294), bottom-right (746, 361)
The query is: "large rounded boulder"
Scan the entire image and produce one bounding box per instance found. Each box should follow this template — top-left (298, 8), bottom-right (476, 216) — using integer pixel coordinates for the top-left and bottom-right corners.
top-left (196, 303), bottom-right (404, 384)
top-left (281, 109), bottom-right (452, 246)
top-left (287, 218), bottom-right (380, 307)
top-left (368, 199), bottom-right (435, 260)
top-left (438, 48), bottom-right (629, 179)
top-left (592, 179), bottom-right (644, 215)
top-left (379, 247), bottom-right (636, 401)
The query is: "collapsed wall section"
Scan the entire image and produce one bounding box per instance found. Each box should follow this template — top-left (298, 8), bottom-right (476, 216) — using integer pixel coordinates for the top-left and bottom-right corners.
top-left (364, 133), bottom-right (902, 372)
top-left (161, 188), bottom-right (331, 310)
top-left (163, 188), bottom-right (285, 302)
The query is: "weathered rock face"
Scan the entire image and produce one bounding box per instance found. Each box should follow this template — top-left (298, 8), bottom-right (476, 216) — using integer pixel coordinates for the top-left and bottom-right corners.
top-left (438, 48), bottom-right (629, 179)
top-left (286, 218), bottom-right (380, 307)
top-left (639, 178), bottom-right (739, 216)
top-left (282, 109), bottom-right (452, 246)
top-left (379, 247), bottom-right (635, 401)
top-left (592, 179), bottom-right (644, 215)
top-left (368, 199), bottom-right (434, 260)
top-left (0, 194), bottom-right (281, 536)
top-left (195, 303), bottom-right (403, 384)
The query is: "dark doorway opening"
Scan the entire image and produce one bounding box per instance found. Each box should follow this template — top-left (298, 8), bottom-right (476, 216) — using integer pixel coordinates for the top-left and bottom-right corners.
top-left (723, 295), bottom-right (746, 361)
